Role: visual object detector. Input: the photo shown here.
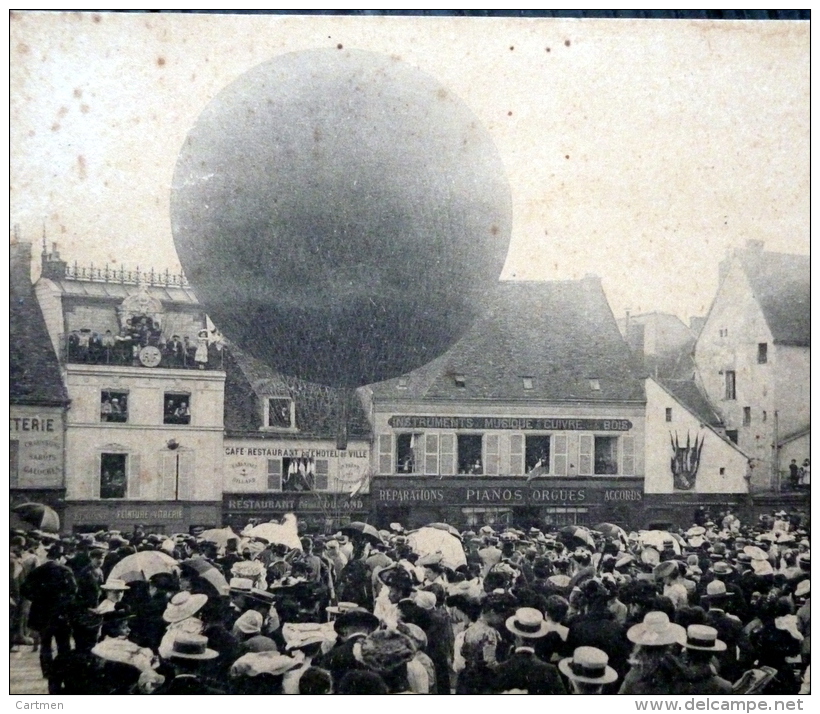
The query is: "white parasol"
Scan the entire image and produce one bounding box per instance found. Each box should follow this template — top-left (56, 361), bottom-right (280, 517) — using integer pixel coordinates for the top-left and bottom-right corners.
top-left (246, 513), bottom-right (302, 551)
top-left (407, 526), bottom-right (467, 570)
top-left (639, 530), bottom-right (682, 555)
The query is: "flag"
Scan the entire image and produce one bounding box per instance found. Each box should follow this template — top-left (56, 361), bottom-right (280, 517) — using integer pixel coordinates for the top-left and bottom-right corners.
top-left (527, 459), bottom-right (546, 482)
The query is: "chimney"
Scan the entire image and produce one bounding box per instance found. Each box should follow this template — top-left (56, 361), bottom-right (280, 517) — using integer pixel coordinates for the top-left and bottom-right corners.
top-left (40, 240), bottom-right (67, 281)
top-left (10, 240), bottom-right (33, 290)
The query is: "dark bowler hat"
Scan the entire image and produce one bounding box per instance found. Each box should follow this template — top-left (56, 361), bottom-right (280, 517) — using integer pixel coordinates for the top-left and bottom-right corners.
top-left (333, 608), bottom-right (380, 635)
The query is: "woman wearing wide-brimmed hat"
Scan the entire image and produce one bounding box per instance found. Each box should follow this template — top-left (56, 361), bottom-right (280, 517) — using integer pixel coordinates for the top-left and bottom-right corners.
top-left (619, 611), bottom-right (686, 694)
top-left (158, 591), bottom-right (208, 660)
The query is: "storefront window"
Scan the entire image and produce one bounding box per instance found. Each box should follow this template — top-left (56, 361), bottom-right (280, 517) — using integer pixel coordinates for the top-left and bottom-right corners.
top-left (594, 436), bottom-right (618, 475)
top-left (543, 507), bottom-right (588, 527)
top-left (457, 434), bottom-right (483, 474)
top-left (100, 453), bottom-right (128, 499)
top-left (525, 435), bottom-right (551, 473)
top-left (462, 507), bottom-right (512, 527)
top-left (164, 393), bottom-right (191, 425)
top-left (396, 433), bottom-right (421, 473)
top-left (101, 390), bottom-right (128, 423)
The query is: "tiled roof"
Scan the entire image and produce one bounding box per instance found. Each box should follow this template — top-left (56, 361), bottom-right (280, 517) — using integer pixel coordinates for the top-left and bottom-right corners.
top-left (11, 248), bottom-right (69, 406)
top-left (740, 252), bottom-right (809, 347)
top-left (370, 279), bottom-right (645, 403)
top-left (223, 346), bottom-right (372, 439)
top-left (656, 378), bottom-right (723, 428)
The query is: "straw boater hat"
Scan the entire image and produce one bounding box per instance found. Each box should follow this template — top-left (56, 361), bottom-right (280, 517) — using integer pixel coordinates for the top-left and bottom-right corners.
top-left (703, 580), bottom-right (733, 603)
top-left (505, 607), bottom-right (550, 639)
top-left (229, 577), bottom-right (254, 594)
top-left (326, 601), bottom-right (363, 617)
top-left (627, 611), bottom-right (686, 646)
top-left (678, 625), bottom-right (726, 652)
top-left (559, 647), bottom-right (619, 685)
top-left (234, 610), bottom-right (264, 636)
top-left (653, 560), bottom-right (680, 581)
top-left (711, 561), bottom-right (734, 576)
top-left (167, 633), bottom-right (218, 661)
top-left (162, 592), bottom-right (208, 624)
top-left (101, 579), bottom-right (130, 591)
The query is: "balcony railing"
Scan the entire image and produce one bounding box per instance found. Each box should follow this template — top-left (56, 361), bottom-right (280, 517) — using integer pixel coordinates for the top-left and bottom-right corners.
top-left (63, 262), bottom-right (190, 288)
top-left (61, 332), bottom-right (224, 371)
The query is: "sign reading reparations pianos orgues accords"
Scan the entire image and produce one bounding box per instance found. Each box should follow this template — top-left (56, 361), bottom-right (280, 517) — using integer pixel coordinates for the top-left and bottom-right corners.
top-left (388, 416), bottom-right (633, 431)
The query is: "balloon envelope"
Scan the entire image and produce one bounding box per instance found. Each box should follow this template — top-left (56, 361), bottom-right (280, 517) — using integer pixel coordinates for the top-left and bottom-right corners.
top-left (171, 49), bottom-right (511, 388)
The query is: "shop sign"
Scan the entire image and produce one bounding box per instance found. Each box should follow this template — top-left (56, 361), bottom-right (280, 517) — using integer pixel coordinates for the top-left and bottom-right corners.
top-left (373, 483), bottom-right (642, 506)
top-left (388, 416), bottom-right (632, 431)
top-left (224, 494), bottom-right (368, 512)
top-left (115, 507), bottom-right (184, 520)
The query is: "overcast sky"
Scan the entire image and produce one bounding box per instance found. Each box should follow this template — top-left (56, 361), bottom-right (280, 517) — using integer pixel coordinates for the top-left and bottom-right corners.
top-left (10, 13), bottom-right (809, 324)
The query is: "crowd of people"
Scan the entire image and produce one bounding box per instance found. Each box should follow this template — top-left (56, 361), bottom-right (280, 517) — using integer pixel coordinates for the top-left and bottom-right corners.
top-left (9, 508), bottom-right (810, 695)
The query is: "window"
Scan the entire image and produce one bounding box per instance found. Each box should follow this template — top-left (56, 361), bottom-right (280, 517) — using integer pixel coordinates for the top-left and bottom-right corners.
top-left (719, 467), bottom-right (726, 475)
top-left (267, 459), bottom-right (282, 491)
top-left (594, 436), bottom-right (618, 475)
top-left (457, 434), bottom-right (483, 474)
top-left (100, 453), bottom-right (128, 499)
top-left (589, 379), bottom-right (601, 391)
top-left (10, 440), bottom-right (19, 488)
top-left (762, 410), bottom-right (767, 423)
top-left (743, 407), bottom-right (751, 426)
top-left (543, 507), bottom-right (589, 527)
top-left (665, 408), bottom-right (673, 422)
top-left (266, 398), bottom-right (294, 429)
top-left (281, 457), bottom-right (328, 492)
top-left (522, 377), bottom-right (534, 390)
top-left (101, 390), bottom-right (128, 423)
top-left (453, 374), bottom-right (466, 388)
top-left (757, 343), bottom-right (768, 364)
top-left (719, 328), bottom-right (729, 338)
top-left (396, 433), bottom-right (421, 473)
top-left (724, 371), bottom-right (736, 400)
top-left (163, 393), bottom-right (191, 425)
top-left (525, 435), bottom-right (551, 473)
top-left (462, 507), bottom-right (513, 528)
top-left (726, 430), bottom-right (738, 444)
top-left (397, 377), bottom-right (408, 390)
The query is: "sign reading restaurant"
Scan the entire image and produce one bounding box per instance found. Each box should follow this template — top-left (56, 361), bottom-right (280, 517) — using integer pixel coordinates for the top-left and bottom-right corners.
top-left (388, 416), bottom-right (633, 431)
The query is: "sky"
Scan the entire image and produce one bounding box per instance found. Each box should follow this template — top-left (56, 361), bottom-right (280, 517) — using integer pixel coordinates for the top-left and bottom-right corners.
top-left (10, 12), bottom-right (809, 325)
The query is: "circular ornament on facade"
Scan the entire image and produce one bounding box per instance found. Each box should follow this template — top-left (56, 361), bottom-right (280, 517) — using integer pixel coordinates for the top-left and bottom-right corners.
top-left (139, 345), bottom-right (162, 367)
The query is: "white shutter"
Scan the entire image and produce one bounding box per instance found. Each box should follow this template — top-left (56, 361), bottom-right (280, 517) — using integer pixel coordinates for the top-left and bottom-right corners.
top-left (378, 434), bottom-right (393, 474)
top-left (92, 453), bottom-right (102, 499)
top-left (314, 459), bottom-right (329, 490)
top-left (567, 433), bottom-right (579, 476)
top-left (177, 451), bottom-right (195, 500)
top-left (160, 452), bottom-right (177, 500)
top-left (554, 435), bottom-right (568, 476)
top-left (267, 459), bottom-right (282, 491)
top-left (485, 434), bottom-right (500, 475)
top-left (509, 433), bottom-right (524, 475)
top-left (579, 435), bottom-right (593, 476)
top-left (621, 436), bottom-right (635, 475)
top-left (424, 434), bottom-right (439, 475)
top-left (128, 453), bottom-right (141, 499)
top-left (439, 434), bottom-right (456, 476)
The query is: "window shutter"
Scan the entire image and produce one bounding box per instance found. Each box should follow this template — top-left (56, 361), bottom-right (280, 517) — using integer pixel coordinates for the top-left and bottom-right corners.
top-left (378, 434), bottom-right (393, 475)
top-left (439, 434), bottom-right (456, 476)
top-left (314, 459), bottom-right (329, 490)
top-left (579, 435), bottom-right (593, 476)
top-left (177, 451), bottom-right (194, 500)
top-left (424, 434), bottom-right (439, 475)
top-left (509, 434), bottom-right (524, 475)
top-left (92, 454), bottom-right (102, 499)
top-left (160, 452), bottom-right (177, 500)
top-left (622, 436), bottom-right (635, 475)
top-left (567, 433), bottom-right (580, 476)
top-left (485, 434), bottom-right (500, 475)
top-left (128, 453), bottom-right (141, 499)
top-left (267, 459), bottom-right (282, 491)
top-left (554, 435), bottom-right (568, 476)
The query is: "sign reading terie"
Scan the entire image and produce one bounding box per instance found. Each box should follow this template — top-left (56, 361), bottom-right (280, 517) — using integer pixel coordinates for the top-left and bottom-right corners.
top-left (376, 486), bottom-right (642, 505)
top-left (388, 416), bottom-right (633, 431)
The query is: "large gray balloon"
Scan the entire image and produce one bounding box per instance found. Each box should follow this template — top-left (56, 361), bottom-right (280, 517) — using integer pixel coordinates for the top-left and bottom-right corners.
top-left (171, 49), bottom-right (511, 388)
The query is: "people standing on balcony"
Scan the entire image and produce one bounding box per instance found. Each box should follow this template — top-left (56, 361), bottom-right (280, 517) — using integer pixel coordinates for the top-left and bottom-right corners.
top-left (164, 334), bottom-right (185, 367)
top-left (195, 329), bottom-right (210, 369)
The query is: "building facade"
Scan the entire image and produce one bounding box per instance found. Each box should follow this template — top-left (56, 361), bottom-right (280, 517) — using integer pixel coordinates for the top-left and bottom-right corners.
top-left (10, 239), bottom-right (70, 520)
top-left (366, 279), bottom-right (647, 530)
top-left (221, 348), bottom-right (372, 531)
top-left (693, 240), bottom-right (810, 492)
top-left (34, 247), bottom-right (225, 533)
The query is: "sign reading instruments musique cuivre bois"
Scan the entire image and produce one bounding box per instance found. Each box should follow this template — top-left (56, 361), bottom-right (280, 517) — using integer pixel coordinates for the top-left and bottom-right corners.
top-left (388, 416), bottom-right (633, 431)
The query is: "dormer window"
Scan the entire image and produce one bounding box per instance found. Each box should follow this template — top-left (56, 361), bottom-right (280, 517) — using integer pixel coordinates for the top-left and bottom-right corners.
top-left (454, 374), bottom-right (466, 388)
top-left (265, 398), bottom-right (295, 429)
top-left (522, 377), bottom-right (534, 390)
top-left (397, 377), bottom-right (408, 390)
top-left (589, 379), bottom-right (601, 391)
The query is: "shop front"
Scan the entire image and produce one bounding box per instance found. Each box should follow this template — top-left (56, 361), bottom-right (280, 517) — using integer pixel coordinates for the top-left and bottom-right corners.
top-left (222, 492), bottom-right (371, 533)
top-left (371, 477), bottom-right (645, 530)
top-left (64, 501), bottom-right (222, 535)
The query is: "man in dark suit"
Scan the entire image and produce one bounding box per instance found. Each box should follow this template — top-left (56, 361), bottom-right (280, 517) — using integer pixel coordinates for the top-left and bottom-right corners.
top-left (702, 580), bottom-right (753, 682)
top-left (21, 544), bottom-right (78, 693)
top-left (491, 607), bottom-right (566, 694)
top-left (316, 607), bottom-right (380, 684)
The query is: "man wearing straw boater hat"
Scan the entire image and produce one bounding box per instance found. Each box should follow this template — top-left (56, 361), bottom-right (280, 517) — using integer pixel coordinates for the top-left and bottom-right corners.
top-left (672, 625), bottom-right (732, 694)
top-left (155, 632), bottom-right (223, 694)
top-left (559, 646), bottom-right (619, 694)
top-left (702, 579), bottom-right (752, 682)
top-left (490, 607), bottom-right (566, 694)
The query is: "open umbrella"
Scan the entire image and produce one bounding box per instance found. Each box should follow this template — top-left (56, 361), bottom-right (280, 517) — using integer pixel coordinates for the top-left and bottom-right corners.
top-left (425, 522), bottom-right (462, 538)
top-left (12, 502), bottom-right (60, 533)
top-left (199, 527), bottom-right (238, 549)
top-left (339, 521), bottom-right (382, 545)
top-left (180, 556), bottom-right (230, 596)
top-left (407, 527), bottom-right (467, 570)
top-left (639, 530), bottom-right (682, 555)
top-left (595, 522), bottom-right (628, 544)
top-left (559, 526), bottom-right (596, 549)
top-left (247, 516), bottom-right (302, 551)
top-left (108, 551), bottom-right (179, 583)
